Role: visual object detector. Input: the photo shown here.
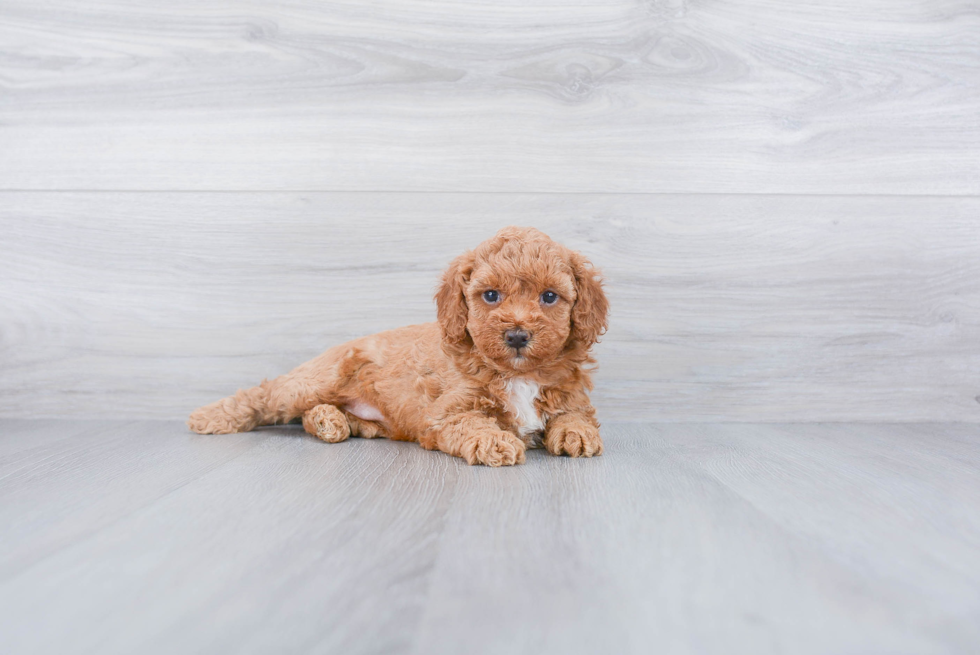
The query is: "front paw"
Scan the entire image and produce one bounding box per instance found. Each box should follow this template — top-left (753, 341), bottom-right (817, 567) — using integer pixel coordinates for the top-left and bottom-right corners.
top-left (460, 429), bottom-right (526, 467)
top-left (545, 421), bottom-right (604, 458)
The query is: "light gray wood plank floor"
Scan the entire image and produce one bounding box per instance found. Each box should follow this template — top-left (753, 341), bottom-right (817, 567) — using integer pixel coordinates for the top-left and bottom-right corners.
top-left (1, 420), bottom-right (978, 654)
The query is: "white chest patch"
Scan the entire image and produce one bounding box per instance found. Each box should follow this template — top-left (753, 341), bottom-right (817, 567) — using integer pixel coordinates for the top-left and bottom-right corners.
top-left (504, 378), bottom-right (545, 442)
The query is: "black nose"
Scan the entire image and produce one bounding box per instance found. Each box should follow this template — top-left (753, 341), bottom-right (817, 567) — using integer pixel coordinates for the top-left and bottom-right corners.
top-left (504, 329), bottom-right (530, 349)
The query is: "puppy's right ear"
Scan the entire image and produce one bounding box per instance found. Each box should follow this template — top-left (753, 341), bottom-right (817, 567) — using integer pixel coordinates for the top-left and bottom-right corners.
top-left (435, 250), bottom-right (475, 345)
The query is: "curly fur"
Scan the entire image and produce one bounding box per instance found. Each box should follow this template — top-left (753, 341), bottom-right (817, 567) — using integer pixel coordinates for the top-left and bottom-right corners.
top-left (188, 226), bottom-right (609, 466)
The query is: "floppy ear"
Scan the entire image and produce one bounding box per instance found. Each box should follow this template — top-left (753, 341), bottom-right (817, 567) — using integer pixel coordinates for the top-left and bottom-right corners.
top-left (569, 252), bottom-right (609, 348)
top-left (435, 250), bottom-right (475, 345)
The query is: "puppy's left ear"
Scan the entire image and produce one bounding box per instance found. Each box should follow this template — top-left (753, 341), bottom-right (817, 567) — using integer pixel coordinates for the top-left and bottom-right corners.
top-left (569, 252), bottom-right (609, 348)
top-left (435, 250), bottom-right (476, 345)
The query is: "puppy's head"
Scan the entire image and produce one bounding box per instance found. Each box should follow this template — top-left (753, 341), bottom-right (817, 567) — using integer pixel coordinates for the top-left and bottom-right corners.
top-left (436, 226), bottom-right (608, 372)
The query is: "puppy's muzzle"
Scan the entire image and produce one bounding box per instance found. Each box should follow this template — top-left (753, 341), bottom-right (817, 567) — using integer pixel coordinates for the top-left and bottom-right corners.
top-left (504, 329), bottom-right (531, 350)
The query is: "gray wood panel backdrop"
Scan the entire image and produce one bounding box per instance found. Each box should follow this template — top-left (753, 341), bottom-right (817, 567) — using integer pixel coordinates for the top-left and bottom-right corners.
top-left (2, 0), bottom-right (979, 422)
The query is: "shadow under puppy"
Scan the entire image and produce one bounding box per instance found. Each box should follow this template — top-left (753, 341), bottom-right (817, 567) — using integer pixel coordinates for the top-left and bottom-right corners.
top-left (189, 226), bottom-right (609, 466)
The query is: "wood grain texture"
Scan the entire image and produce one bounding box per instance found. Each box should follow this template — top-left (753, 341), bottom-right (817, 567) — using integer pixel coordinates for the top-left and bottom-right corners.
top-left (2, 192), bottom-right (979, 422)
top-left (0, 420), bottom-right (978, 654)
top-left (1, 0), bottom-right (978, 193)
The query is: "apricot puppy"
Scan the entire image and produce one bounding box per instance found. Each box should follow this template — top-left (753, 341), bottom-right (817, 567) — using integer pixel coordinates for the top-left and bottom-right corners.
top-left (188, 226), bottom-right (609, 466)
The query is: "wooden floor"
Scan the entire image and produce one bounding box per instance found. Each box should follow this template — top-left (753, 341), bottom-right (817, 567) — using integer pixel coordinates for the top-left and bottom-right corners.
top-left (2, 420), bottom-right (978, 654)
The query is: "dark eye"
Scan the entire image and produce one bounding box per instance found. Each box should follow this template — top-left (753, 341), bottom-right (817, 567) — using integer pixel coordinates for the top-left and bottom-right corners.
top-left (541, 291), bottom-right (559, 305)
top-left (482, 290), bottom-right (500, 304)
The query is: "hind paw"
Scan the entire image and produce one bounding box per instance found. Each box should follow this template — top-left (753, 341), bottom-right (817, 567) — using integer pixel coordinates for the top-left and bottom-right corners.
top-left (188, 400), bottom-right (257, 434)
top-left (303, 404), bottom-right (351, 443)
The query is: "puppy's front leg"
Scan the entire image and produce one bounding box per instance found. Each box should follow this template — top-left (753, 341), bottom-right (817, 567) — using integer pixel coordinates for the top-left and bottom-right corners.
top-left (545, 411), bottom-right (604, 458)
top-left (423, 411), bottom-right (526, 467)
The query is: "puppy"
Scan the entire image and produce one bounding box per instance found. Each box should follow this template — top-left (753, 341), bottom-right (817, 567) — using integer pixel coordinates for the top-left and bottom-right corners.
top-left (188, 226), bottom-right (608, 466)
